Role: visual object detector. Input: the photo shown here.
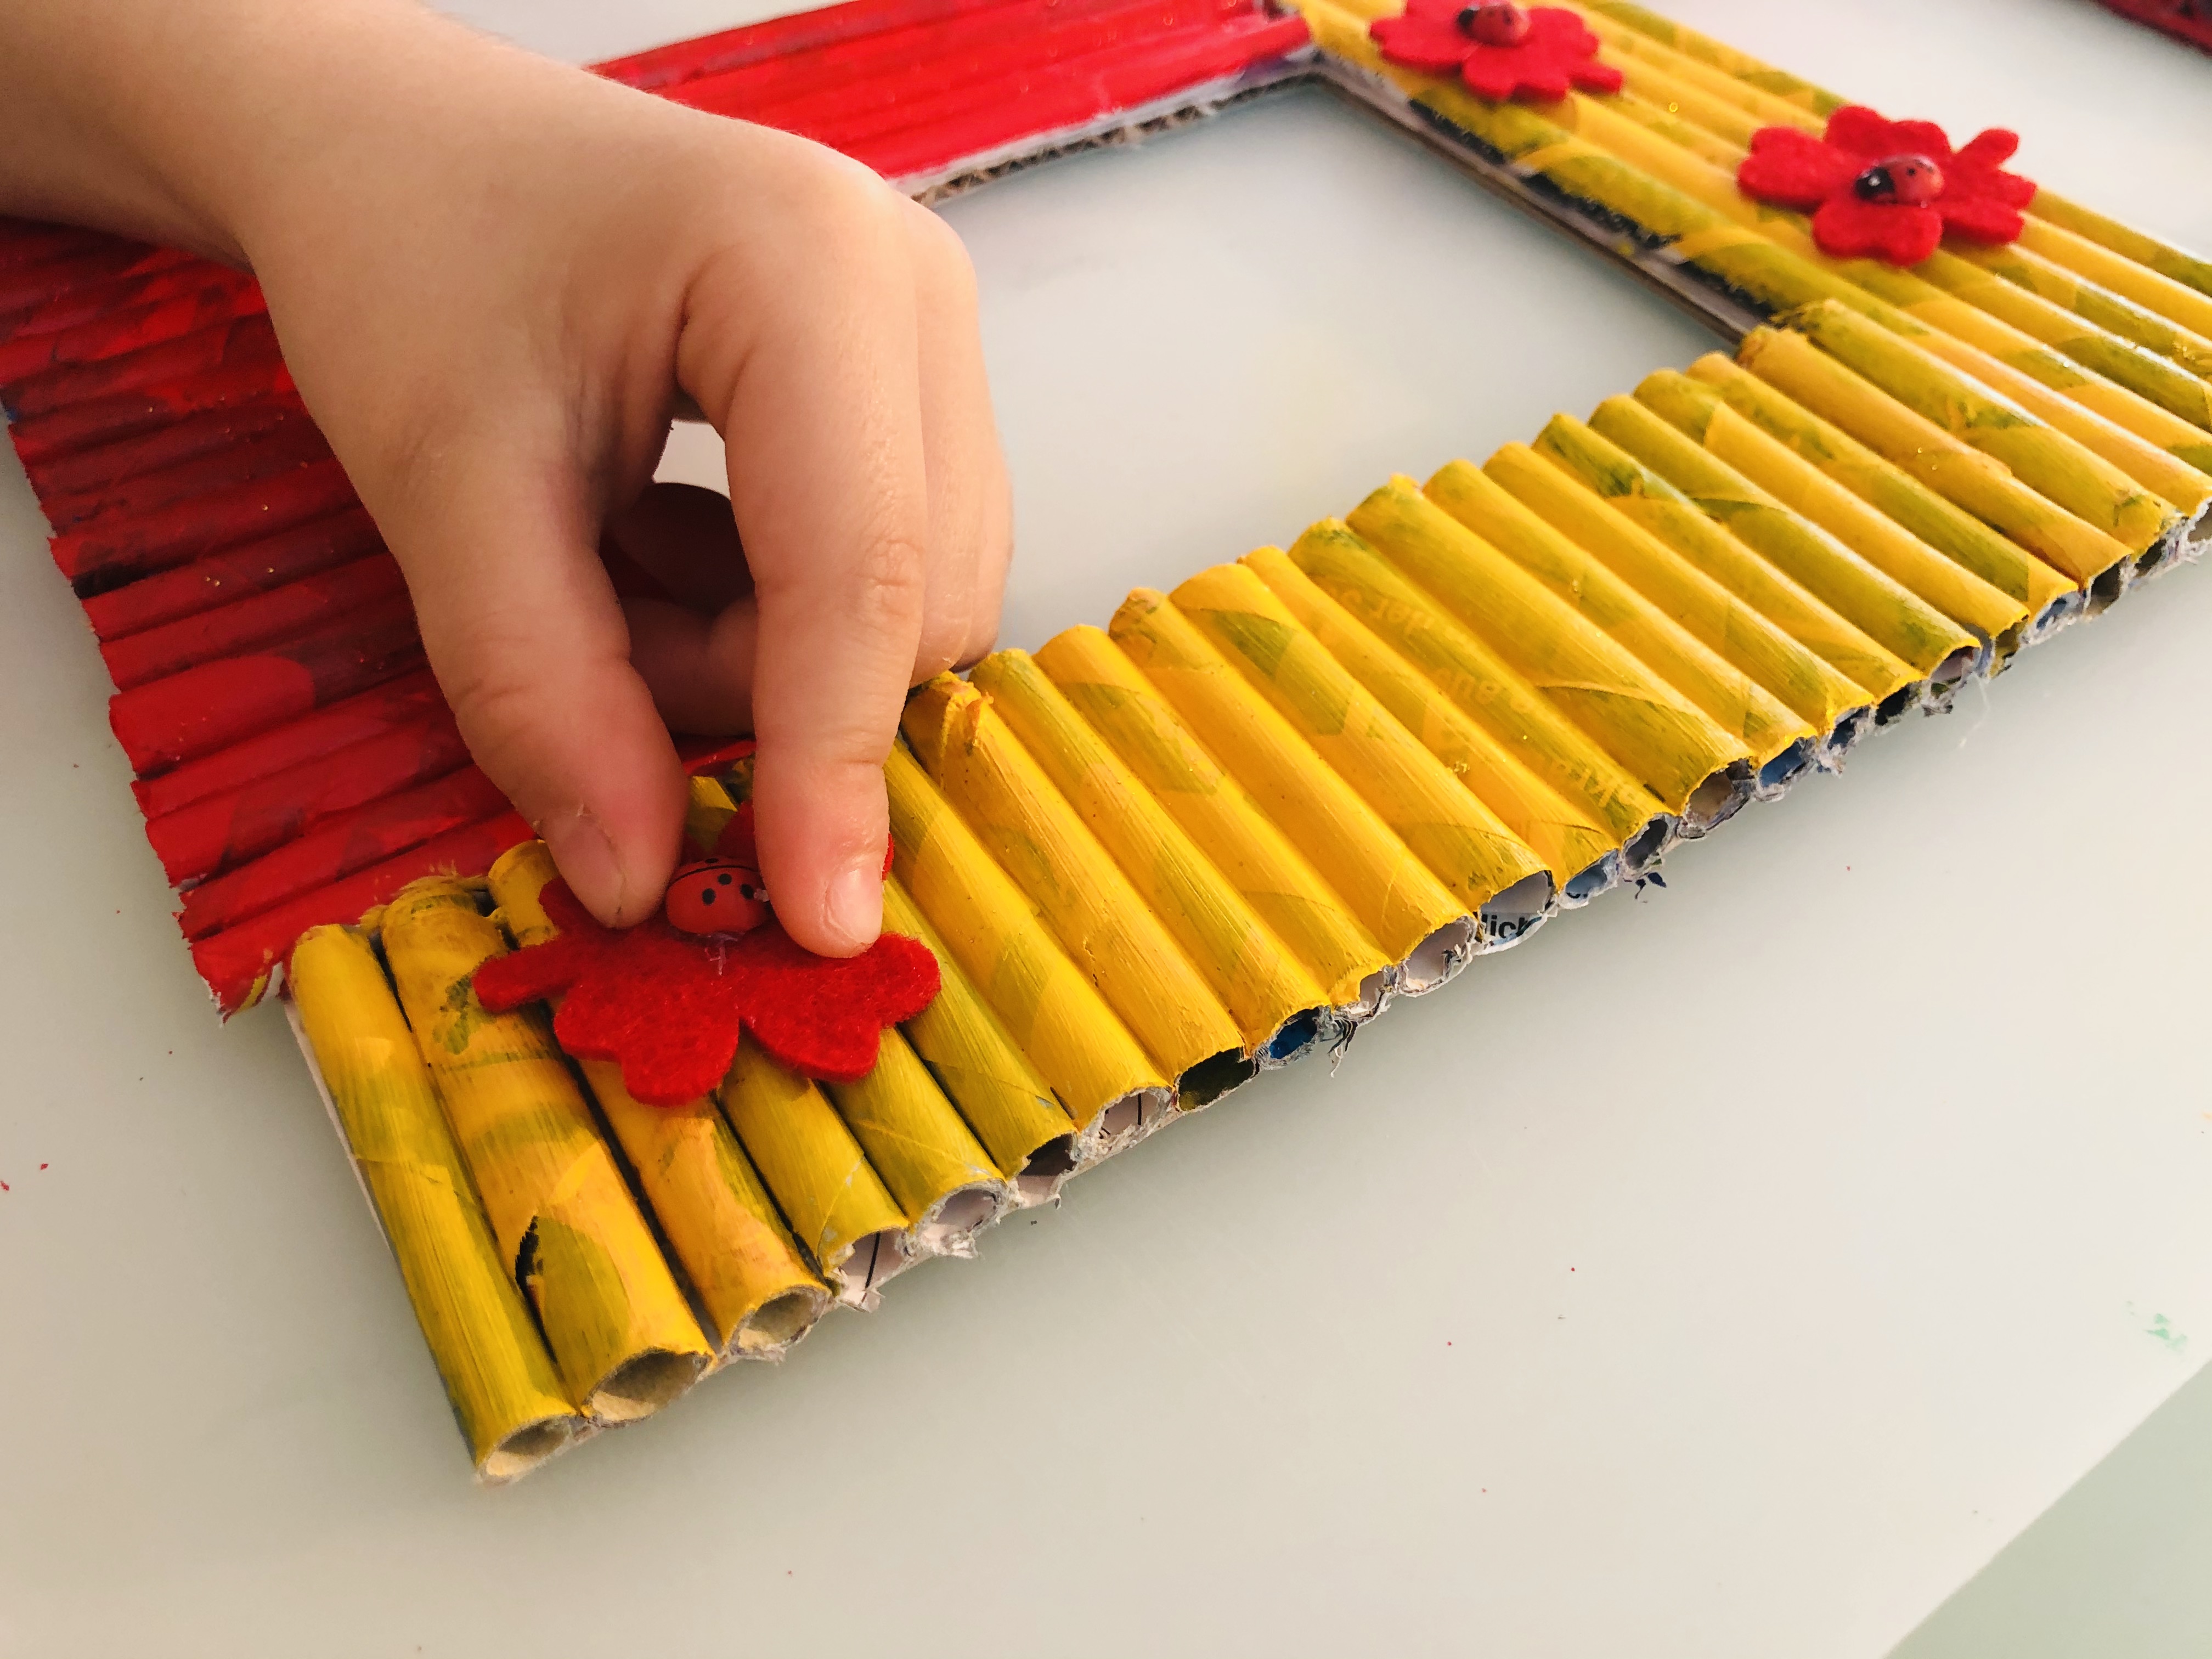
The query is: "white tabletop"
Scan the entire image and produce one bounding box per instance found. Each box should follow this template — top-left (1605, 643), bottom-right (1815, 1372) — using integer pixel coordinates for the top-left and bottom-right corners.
top-left (4, 2), bottom-right (2209, 1654)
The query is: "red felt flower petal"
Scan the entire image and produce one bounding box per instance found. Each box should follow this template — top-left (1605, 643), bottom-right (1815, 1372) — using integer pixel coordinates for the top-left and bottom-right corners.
top-left (1568, 57), bottom-right (1623, 93)
top-left (1937, 193), bottom-right (2028, 244)
top-left (1738, 126), bottom-right (1859, 208)
top-left (1812, 194), bottom-right (1944, 266)
top-left (1369, 12), bottom-right (1471, 71)
top-left (1953, 127), bottom-right (2021, 171)
top-left (469, 877), bottom-right (940, 1107)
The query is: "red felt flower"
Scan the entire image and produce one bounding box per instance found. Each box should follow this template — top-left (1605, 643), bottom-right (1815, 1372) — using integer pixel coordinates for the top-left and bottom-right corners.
top-left (1736, 106), bottom-right (2037, 267)
top-left (1369, 1), bottom-right (1622, 102)
top-left (472, 879), bottom-right (940, 1106)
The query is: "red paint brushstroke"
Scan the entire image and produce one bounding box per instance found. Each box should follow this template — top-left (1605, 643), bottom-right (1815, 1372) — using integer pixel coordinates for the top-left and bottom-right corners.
top-left (80, 506), bottom-right (382, 641)
top-left (101, 554), bottom-right (407, 691)
top-left (0, 244), bottom-right (190, 316)
top-left (110, 593), bottom-right (422, 773)
top-left (3, 312), bottom-right (280, 421)
top-left (0, 281), bottom-right (267, 384)
top-left (191, 811), bottom-right (534, 1013)
top-left (21, 396), bottom-right (311, 505)
top-left (0, 262), bottom-right (251, 349)
top-left (597, 0), bottom-right (1002, 91)
top-left (38, 419), bottom-right (333, 532)
top-left (4, 358), bottom-right (299, 466)
top-left (179, 766), bottom-right (510, 940)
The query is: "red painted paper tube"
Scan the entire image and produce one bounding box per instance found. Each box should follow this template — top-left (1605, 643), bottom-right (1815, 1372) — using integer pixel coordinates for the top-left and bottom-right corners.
top-left (596, 0), bottom-right (1000, 91)
top-left (132, 666), bottom-right (446, 819)
top-left (850, 14), bottom-right (1311, 179)
top-left (38, 419), bottom-right (335, 532)
top-left (5, 358), bottom-right (300, 467)
top-left (3, 312), bottom-right (280, 421)
top-left (101, 554), bottom-right (407, 690)
top-left (179, 765), bottom-right (511, 940)
top-left (111, 591), bottom-right (424, 772)
top-left (0, 219), bottom-right (119, 274)
top-left (669, 0), bottom-right (1192, 115)
top-left (83, 507), bottom-right (381, 642)
top-left (689, 0), bottom-right (1246, 133)
top-left (0, 261), bottom-right (250, 349)
top-left (145, 704), bottom-right (469, 884)
top-left (0, 243), bottom-right (190, 316)
top-left (53, 455), bottom-right (358, 594)
top-left (0, 283), bottom-right (267, 383)
top-left (26, 396), bottom-right (311, 505)
top-left (190, 810), bottom-right (533, 1013)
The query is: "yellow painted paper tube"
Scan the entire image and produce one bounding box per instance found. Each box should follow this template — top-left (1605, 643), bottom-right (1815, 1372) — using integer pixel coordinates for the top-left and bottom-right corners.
top-left (1435, 452), bottom-right (1813, 764)
top-left (1241, 546), bottom-right (1620, 889)
top-left (2014, 219), bottom-right (2212, 344)
top-left (879, 876), bottom-right (1078, 1193)
top-left (1683, 352), bottom-right (2080, 620)
top-left (819, 1026), bottom-right (1007, 1252)
top-left (714, 1043), bottom-right (908, 1301)
top-left (884, 740), bottom-right (1167, 1127)
top-left (1488, 431), bottom-right (1880, 729)
top-left (1169, 560), bottom-right (1555, 925)
top-left (2028, 197), bottom-right (2212, 307)
top-left (1949, 241), bottom-right (2212, 381)
top-left (1584, 393), bottom-right (1983, 673)
top-left (968, 647), bottom-right (1329, 1050)
top-left (1282, 520), bottom-right (1667, 850)
top-left (1031, 624), bottom-right (1391, 1006)
top-left (1735, 326), bottom-right (2136, 588)
top-left (902, 674), bottom-right (1246, 1086)
top-left (379, 879), bottom-right (712, 1421)
top-left (1107, 586), bottom-right (1471, 963)
top-left (290, 926), bottom-right (582, 1481)
top-left (1628, 373), bottom-right (2028, 646)
top-left (1526, 412), bottom-right (1915, 702)
top-left (1785, 301), bottom-right (2171, 554)
top-left (1566, 4), bottom-right (1820, 133)
top-left (1344, 474), bottom-right (1748, 817)
top-left (485, 840), bottom-right (828, 1361)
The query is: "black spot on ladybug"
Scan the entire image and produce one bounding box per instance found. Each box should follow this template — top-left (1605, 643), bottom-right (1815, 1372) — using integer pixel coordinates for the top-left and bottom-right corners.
top-left (699, 888), bottom-right (716, 905)
top-left (716, 872), bottom-right (732, 885)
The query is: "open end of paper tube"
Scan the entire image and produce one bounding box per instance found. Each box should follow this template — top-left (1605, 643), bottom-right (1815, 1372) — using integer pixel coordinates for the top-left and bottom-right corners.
top-left (912, 1182), bottom-right (1009, 1257)
top-left (1261, 1008), bottom-right (1325, 1068)
top-left (732, 1288), bottom-right (830, 1359)
top-left (1756, 739), bottom-right (1815, 797)
top-left (2089, 562), bottom-right (2132, 616)
top-left (1680, 764), bottom-right (1754, 837)
top-left (2027, 589), bottom-right (2088, 645)
top-left (1014, 1135), bottom-right (1080, 1205)
top-left (1821, 708), bottom-right (1872, 768)
top-left (1477, 873), bottom-right (1553, 951)
top-left (1873, 683), bottom-right (1922, 726)
top-left (1084, 1086), bottom-right (1178, 1164)
top-left (2142, 506), bottom-right (2212, 582)
top-left (1560, 851), bottom-right (1619, 907)
top-left (1180, 1048), bottom-right (1260, 1109)
top-left (479, 1415), bottom-right (582, 1486)
top-left (1621, 819), bottom-right (1672, 875)
top-left (1396, 917), bottom-right (1479, 995)
top-left (586, 1349), bottom-right (710, 1424)
top-left (833, 1228), bottom-right (911, 1309)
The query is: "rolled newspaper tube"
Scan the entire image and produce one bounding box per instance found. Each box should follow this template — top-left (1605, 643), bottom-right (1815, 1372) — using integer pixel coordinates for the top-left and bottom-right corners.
top-left (2027, 198), bottom-right (2212, 307)
top-left (289, 924), bottom-right (583, 1482)
top-left (1431, 452), bottom-right (1814, 768)
top-left (1030, 624), bottom-right (1392, 1006)
top-left (715, 1042), bottom-right (910, 1305)
top-left (1683, 353), bottom-right (2082, 621)
top-left (486, 840), bottom-right (828, 1362)
top-left (1281, 522), bottom-right (1668, 854)
top-left (1734, 326), bottom-right (2137, 588)
top-left (1627, 374), bottom-right (2029, 646)
top-left (1559, 89), bottom-right (2212, 492)
top-left (883, 741), bottom-right (1171, 1132)
top-left (1785, 301), bottom-right (2171, 555)
top-left (1528, 411), bottom-right (1917, 699)
top-left (1169, 561), bottom-right (1556, 932)
top-left (1344, 475), bottom-right (1750, 820)
top-left (2013, 221), bottom-right (2212, 345)
top-left (820, 1028), bottom-right (1010, 1254)
top-left (1489, 430), bottom-right (1882, 728)
top-left (1241, 546), bottom-right (1621, 894)
top-left (880, 876), bottom-right (1079, 1198)
top-left (901, 674), bottom-right (1250, 1090)
top-left (379, 878), bottom-right (713, 1420)
top-left (1585, 394), bottom-right (1987, 673)
top-left (1947, 241), bottom-right (2212, 381)
top-left (967, 648), bottom-right (1330, 1053)
top-left (1108, 586), bottom-right (1476, 976)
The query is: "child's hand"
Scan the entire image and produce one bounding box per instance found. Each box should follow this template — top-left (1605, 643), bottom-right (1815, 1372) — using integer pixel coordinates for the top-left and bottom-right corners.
top-left (1, 0), bottom-right (1011, 956)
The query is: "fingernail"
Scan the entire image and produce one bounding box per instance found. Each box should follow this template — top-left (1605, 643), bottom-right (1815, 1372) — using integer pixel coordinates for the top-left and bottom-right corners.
top-left (820, 856), bottom-right (883, 956)
top-left (541, 806), bottom-right (630, 926)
